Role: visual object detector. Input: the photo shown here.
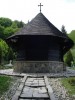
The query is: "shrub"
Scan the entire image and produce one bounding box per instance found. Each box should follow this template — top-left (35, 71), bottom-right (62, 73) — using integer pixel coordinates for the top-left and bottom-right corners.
top-left (68, 78), bottom-right (75, 86)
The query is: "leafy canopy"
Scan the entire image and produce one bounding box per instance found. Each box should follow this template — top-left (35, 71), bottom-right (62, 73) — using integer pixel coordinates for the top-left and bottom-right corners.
top-left (0, 17), bottom-right (12, 27)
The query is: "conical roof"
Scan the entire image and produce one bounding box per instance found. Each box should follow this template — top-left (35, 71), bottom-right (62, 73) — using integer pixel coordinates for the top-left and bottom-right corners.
top-left (8, 13), bottom-right (68, 39)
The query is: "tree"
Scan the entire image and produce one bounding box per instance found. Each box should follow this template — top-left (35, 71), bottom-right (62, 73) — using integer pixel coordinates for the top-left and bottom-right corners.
top-left (0, 39), bottom-right (16, 62)
top-left (0, 47), bottom-right (1, 64)
top-left (0, 17), bottom-right (26, 63)
top-left (14, 20), bottom-right (24, 28)
top-left (0, 39), bottom-right (9, 62)
top-left (19, 21), bottom-right (24, 28)
top-left (61, 25), bottom-right (67, 34)
top-left (64, 50), bottom-right (73, 66)
top-left (4, 27), bottom-right (19, 39)
top-left (0, 17), bottom-right (25, 39)
top-left (0, 17), bottom-right (12, 27)
top-left (11, 21), bottom-right (18, 28)
top-left (0, 25), bottom-right (4, 39)
top-left (4, 27), bottom-right (15, 38)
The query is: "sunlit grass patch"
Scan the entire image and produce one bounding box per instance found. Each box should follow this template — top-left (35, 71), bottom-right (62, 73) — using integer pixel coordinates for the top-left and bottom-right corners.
top-left (61, 77), bottom-right (75, 96)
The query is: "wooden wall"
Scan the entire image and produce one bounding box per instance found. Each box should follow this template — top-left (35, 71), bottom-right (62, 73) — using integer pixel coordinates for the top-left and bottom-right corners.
top-left (16, 35), bottom-right (63, 61)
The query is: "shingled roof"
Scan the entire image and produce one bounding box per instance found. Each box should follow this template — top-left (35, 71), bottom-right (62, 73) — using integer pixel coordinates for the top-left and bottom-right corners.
top-left (8, 13), bottom-right (69, 39)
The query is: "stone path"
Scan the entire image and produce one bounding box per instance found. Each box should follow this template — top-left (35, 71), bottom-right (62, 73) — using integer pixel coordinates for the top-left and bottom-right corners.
top-left (0, 68), bottom-right (75, 100)
top-left (0, 68), bottom-right (75, 77)
top-left (12, 75), bottom-right (55, 100)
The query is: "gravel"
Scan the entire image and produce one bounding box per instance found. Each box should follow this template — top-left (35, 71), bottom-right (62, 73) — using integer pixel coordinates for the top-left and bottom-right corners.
top-left (48, 78), bottom-right (75, 100)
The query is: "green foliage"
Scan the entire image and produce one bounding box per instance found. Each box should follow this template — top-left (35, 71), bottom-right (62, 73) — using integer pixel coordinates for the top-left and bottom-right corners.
top-left (71, 49), bottom-right (75, 64)
top-left (68, 30), bottom-right (75, 65)
top-left (68, 30), bottom-right (75, 42)
top-left (4, 27), bottom-right (18, 38)
top-left (0, 39), bottom-right (15, 63)
top-left (61, 25), bottom-right (74, 66)
top-left (68, 78), bottom-right (75, 86)
top-left (4, 27), bottom-right (14, 38)
top-left (61, 77), bottom-right (75, 95)
top-left (0, 25), bottom-right (4, 39)
top-left (0, 17), bottom-right (25, 63)
top-left (0, 17), bottom-right (12, 27)
top-left (11, 21), bottom-right (17, 28)
top-left (0, 39), bottom-right (9, 61)
top-left (14, 20), bottom-right (24, 28)
top-left (0, 17), bottom-right (25, 40)
top-left (64, 50), bottom-right (73, 66)
top-left (63, 30), bottom-right (75, 66)
top-left (0, 48), bottom-right (1, 63)
top-left (0, 75), bottom-right (12, 95)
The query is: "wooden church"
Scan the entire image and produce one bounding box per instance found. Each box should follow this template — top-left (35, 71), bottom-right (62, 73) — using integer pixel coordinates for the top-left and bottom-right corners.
top-left (7, 4), bottom-right (73, 73)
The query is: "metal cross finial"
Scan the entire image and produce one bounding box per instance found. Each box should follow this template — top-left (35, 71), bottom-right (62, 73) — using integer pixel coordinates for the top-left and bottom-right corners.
top-left (38, 3), bottom-right (43, 13)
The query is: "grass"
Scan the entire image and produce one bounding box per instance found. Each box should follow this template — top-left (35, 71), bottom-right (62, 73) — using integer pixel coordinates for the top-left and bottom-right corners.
top-left (61, 77), bottom-right (75, 96)
top-left (0, 75), bottom-right (12, 95)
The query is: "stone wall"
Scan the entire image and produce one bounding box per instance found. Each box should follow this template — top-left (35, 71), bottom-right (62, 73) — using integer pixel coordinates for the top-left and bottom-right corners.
top-left (13, 61), bottom-right (65, 73)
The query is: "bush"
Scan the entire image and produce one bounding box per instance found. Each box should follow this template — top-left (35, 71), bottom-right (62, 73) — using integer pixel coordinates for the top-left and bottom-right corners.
top-left (68, 78), bottom-right (75, 86)
top-left (64, 50), bottom-right (73, 66)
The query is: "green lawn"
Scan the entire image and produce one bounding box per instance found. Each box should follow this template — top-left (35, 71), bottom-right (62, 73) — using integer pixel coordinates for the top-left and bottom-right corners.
top-left (0, 75), bottom-right (12, 95)
top-left (61, 77), bottom-right (75, 96)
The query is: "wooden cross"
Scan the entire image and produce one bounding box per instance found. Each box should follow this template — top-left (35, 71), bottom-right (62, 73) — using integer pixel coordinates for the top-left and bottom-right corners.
top-left (38, 3), bottom-right (43, 13)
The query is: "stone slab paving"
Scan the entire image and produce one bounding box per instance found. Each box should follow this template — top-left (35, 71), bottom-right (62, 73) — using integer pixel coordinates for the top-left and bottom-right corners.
top-left (11, 75), bottom-right (54, 100)
top-left (19, 77), bottom-right (50, 99)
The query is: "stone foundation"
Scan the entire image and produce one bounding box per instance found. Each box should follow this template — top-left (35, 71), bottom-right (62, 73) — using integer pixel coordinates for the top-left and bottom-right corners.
top-left (13, 61), bottom-right (65, 73)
